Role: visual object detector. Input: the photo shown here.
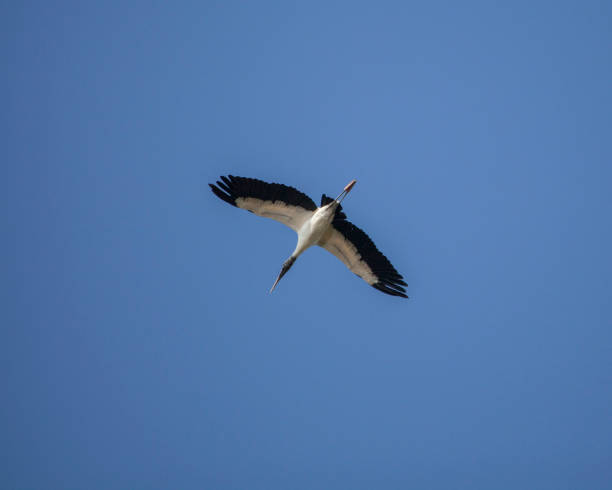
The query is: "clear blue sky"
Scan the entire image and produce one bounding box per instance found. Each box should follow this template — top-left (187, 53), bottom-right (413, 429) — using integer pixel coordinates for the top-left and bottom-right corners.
top-left (3, 1), bottom-right (611, 488)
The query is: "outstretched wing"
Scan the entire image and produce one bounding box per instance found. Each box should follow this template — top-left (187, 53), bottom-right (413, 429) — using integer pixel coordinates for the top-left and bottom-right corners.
top-left (318, 204), bottom-right (408, 298)
top-left (210, 175), bottom-right (317, 232)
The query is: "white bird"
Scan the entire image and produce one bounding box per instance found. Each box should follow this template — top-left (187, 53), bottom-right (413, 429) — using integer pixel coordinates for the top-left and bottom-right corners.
top-left (210, 175), bottom-right (408, 298)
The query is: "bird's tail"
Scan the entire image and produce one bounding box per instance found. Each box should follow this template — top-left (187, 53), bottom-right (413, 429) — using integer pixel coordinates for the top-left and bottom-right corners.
top-left (320, 194), bottom-right (347, 221)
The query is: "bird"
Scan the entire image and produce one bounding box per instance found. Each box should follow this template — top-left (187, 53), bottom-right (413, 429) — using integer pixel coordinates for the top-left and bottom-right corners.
top-left (209, 175), bottom-right (408, 298)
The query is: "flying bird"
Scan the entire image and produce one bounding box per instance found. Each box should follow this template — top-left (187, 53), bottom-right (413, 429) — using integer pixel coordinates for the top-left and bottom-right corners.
top-left (209, 175), bottom-right (408, 298)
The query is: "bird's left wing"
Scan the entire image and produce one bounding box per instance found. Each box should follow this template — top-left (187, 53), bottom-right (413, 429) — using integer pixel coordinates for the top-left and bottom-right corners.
top-left (209, 175), bottom-right (317, 232)
top-left (319, 218), bottom-right (408, 298)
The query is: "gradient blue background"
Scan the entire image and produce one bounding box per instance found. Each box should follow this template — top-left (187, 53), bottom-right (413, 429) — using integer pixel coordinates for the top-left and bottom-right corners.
top-left (3, 1), bottom-right (611, 488)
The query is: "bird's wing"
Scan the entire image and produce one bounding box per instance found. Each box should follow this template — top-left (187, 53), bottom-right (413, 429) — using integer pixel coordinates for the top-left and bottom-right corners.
top-left (210, 175), bottom-right (317, 232)
top-left (318, 218), bottom-right (408, 298)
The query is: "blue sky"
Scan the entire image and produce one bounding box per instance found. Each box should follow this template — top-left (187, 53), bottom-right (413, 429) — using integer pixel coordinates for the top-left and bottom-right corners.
top-left (3, 1), bottom-right (611, 488)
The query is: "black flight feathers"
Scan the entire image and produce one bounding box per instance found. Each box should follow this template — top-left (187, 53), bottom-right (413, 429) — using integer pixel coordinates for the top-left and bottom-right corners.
top-left (329, 207), bottom-right (408, 298)
top-left (209, 175), bottom-right (317, 211)
top-left (321, 193), bottom-right (407, 297)
top-left (210, 175), bottom-right (408, 298)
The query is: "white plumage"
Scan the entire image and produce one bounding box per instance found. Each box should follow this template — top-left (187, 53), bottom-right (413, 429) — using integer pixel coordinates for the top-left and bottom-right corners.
top-left (210, 175), bottom-right (408, 298)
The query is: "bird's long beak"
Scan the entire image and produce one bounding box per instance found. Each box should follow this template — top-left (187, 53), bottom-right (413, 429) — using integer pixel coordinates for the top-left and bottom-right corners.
top-left (270, 256), bottom-right (296, 293)
top-left (334, 179), bottom-right (357, 203)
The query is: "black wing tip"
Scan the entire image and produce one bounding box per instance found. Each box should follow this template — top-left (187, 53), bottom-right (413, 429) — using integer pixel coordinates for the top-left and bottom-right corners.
top-left (209, 182), bottom-right (237, 206)
top-left (373, 282), bottom-right (409, 299)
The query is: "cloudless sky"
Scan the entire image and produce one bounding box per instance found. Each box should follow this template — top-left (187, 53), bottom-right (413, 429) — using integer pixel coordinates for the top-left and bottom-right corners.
top-left (3, 1), bottom-right (611, 488)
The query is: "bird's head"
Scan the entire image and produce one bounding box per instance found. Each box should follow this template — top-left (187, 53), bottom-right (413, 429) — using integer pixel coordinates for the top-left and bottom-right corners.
top-left (269, 256), bottom-right (297, 293)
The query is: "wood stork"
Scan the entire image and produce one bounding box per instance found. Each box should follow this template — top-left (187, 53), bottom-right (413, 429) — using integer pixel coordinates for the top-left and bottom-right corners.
top-left (209, 175), bottom-right (408, 298)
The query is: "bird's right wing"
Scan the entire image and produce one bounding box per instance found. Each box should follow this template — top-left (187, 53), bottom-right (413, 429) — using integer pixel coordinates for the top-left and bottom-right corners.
top-left (319, 219), bottom-right (408, 298)
top-left (209, 175), bottom-right (317, 232)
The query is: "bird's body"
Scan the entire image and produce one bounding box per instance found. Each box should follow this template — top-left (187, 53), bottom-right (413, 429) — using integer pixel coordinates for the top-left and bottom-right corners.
top-left (294, 203), bottom-right (337, 256)
top-left (210, 175), bottom-right (408, 298)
